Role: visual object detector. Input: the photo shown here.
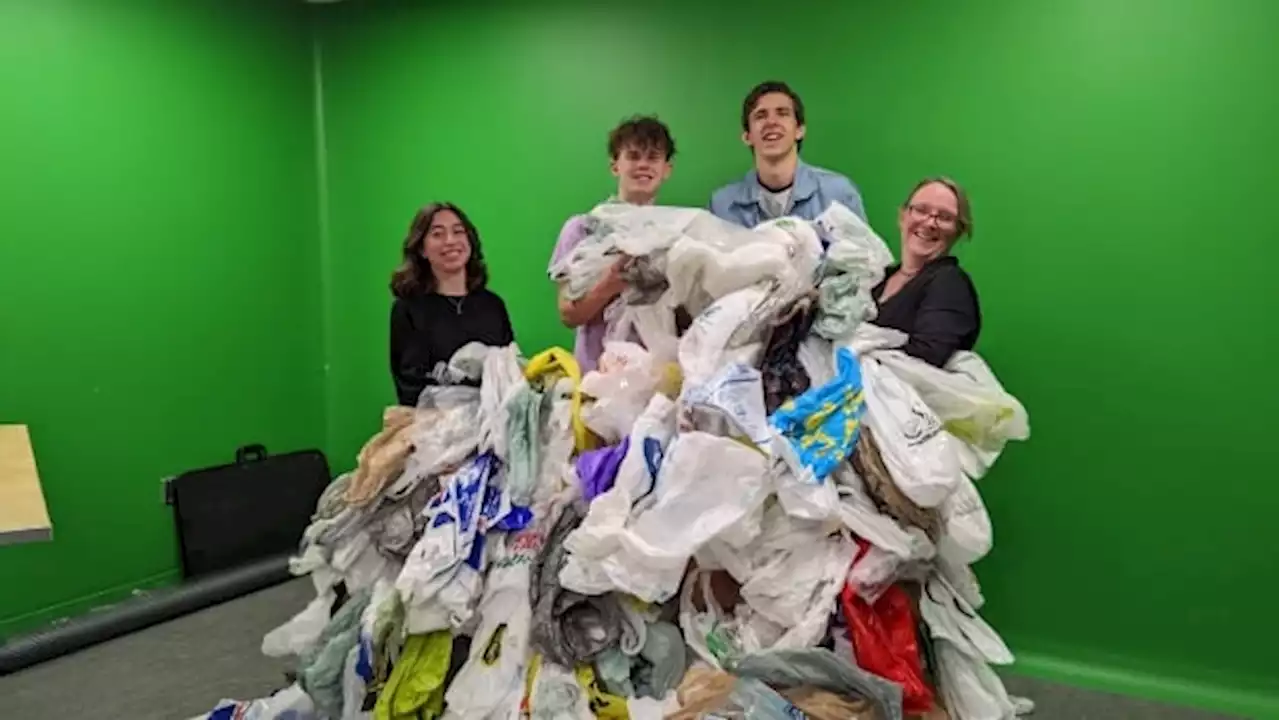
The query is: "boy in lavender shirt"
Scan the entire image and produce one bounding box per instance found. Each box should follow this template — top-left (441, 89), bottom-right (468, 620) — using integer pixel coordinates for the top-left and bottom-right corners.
top-left (548, 115), bottom-right (677, 372)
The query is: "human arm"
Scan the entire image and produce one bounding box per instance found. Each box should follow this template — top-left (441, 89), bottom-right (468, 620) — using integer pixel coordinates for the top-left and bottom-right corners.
top-left (558, 259), bottom-right (627, 328)
top-left (389, 299), bottom-right (430, 406)
top-left (900, 269), bottom-right (981, 367)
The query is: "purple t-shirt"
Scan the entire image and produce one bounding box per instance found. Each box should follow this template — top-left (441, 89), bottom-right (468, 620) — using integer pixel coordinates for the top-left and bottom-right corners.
top-left (549, 215), bottom-right (612, 373)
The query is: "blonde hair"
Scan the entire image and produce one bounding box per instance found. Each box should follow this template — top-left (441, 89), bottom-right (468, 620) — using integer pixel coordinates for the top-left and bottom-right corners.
top-left (903, 176), bottom-right (973, 240)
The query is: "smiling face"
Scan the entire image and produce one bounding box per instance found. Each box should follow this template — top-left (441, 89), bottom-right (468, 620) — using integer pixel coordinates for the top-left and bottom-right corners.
top-left (900, 181), bottom-right (962, 263)
top-left (611, 142), bottom-right (672, 204)
top-left (743, 91), bottom-right (806, 162)
top-left (422, 209), bottom-right (471, 277)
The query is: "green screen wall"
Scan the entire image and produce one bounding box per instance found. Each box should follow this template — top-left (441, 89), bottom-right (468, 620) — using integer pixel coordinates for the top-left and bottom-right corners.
top-left (0, 0), bottom-right (1273, 716)
top-left (314, 0), bottom-right (1276, 716)
top-left (0, 1), bottom-right (325, 635)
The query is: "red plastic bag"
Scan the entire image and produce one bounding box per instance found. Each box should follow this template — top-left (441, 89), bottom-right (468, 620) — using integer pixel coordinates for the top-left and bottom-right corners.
top-left (841, 543), bottom-right (935, 714)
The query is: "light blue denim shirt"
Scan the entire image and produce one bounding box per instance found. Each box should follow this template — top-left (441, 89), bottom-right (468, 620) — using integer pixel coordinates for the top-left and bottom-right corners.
top-left (709, 159), bottom-right (866, 227)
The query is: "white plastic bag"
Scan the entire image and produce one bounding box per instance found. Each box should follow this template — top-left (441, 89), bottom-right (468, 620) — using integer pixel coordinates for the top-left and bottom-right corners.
top-left (580, 342), bottom-right (659, 443)
top-left (939, 474), bottom-right (994, 564)
top-left (261, 590), bottom-right (335, 658)
top-left (934, 641), bottom-right (1020, 720)
top-left (860, 355), bottom-right (962, 508)
top-left (478, 343), bottom-right (525, 460)
top-left (562, 395), bottom-right (678, 591)
top-left (831, 465), bottom-right (931, 559)
top-left (665, 216), bottom-right (786, 311)
top-left (920, 574), bottom-right (1013, 665)
top-left (609, 298), bottom-right (681, 364)
top-left (341, 644), bottom-right (371, 720)
top-left (739, 531), bottom-right (851, 628)
top-left (682, 362), bottom-right (771, 449)
top-left (444, 535), bottom-right (534, 719)
top-left (205, 684), bottom-right (318, 720)
top-left (569, 432), bottom-right (770, 603)
top-left (876, 350), bottom-right (1030, 453)
top-left (678, 286), bottom-right (769, 390)
top-left (768, 431), bottom-right (839, 520)
top-left (796, 336), bottom-right (836, 386)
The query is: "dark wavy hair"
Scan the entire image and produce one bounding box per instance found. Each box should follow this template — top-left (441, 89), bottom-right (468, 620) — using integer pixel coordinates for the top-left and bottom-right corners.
top-left (390, 202), bottom-right (490, 299)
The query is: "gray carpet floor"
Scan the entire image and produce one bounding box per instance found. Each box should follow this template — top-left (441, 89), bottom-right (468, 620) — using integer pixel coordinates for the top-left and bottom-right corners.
top-left (0, 579), bottom-right (1244, 720)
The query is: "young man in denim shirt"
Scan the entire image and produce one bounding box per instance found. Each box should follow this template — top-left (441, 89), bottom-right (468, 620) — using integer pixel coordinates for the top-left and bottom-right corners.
top-left (710, 81), bottom-right (866, 226)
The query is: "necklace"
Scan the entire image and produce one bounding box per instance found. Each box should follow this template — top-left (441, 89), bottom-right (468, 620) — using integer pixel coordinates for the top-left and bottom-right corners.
top-left (445, 296), bottom-right (465, 315)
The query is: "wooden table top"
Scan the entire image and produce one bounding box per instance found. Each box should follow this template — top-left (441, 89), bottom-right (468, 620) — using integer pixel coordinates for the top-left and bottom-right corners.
top-left (0, 425), bottom-right (53, 546)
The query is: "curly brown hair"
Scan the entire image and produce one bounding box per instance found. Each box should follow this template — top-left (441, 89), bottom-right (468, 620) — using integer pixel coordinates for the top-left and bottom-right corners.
top-left (389, 202), bottom-right (490, 298)
top-left (607, 115), bottom-right (677, 160)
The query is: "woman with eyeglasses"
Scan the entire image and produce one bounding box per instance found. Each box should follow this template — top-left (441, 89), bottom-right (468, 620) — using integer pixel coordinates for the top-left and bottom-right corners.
top-left (871, 177), bottom-right (981, 367)
top-left (390, 202), bottom-right (515, 406)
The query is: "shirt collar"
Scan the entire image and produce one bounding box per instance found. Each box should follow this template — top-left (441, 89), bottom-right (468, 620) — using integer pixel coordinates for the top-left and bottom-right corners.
top-left (733, 158), bottom-right (818, 207)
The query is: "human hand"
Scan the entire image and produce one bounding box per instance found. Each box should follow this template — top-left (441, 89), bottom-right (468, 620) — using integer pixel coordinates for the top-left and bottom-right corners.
top-left (600, 256), bottom-right (631, 296)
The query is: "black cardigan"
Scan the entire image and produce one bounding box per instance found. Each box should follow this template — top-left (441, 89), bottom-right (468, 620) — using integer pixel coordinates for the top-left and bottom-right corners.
top-left (389, 289), bottom-right (514, 406)
top-left (870, 256), bottom-right (981, 367)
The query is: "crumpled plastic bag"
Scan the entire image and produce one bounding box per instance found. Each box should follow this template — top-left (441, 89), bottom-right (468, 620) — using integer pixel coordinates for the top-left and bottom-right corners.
top-left (443, 535), bottom-right (535, 720)
top-left (681, 362), bottom-right (771, 450)
top-left (375, 631), bottom-right (453, 720)
top-left (678, 285), bottom-right (769, 391)
top-left (934, 640), bottom-right (1028, 720)
top-left (531, 503), bottom-right (629, 667)
top-left (398, 454), bottom-right (517, 633)
top-left (262, 589), bottom-right (336, 658)
top-left (504, 382), bottom-right (544, 506)
top-left (919, 574), bottom-right (1013, 666)
top-left (840, 580), bottom-right (934, 715)
top-left (769, 346), bottom-right (865, 519)
top-left (580, 342), bottom-right (659, 443)
top-left (832, 465), bottom-right (935, 560)
top-left (608, 298), bottom-right (681, 365)
top-left (859, 354), bottom-right (962, 508)
top-left (478, 343), bottom-right (525, 460)
top-left (812, 202), bottom-right (894, 342)
top-left (202, 684), bottom-right (317, 720)
top-left (734, 648), bottom-right (904, 720)
top-left (938, 473), bottom-right (994, 564)
top-left (584, 431), bottom-right (770, 602)
top-left (397, 386), bottom-right (482, 494)
top-left (876, 349), bottom-right (1030, 458)
top-left (664, 215), bottom-right (791, 314)
top-left (560, 395), bottom-right (678, 595)
top-left (527, 656), bottom-right (596, 720)
top-left (576, 439), bottom-right (630, 502)
top-left (739, 531), bottom-right (853, 628)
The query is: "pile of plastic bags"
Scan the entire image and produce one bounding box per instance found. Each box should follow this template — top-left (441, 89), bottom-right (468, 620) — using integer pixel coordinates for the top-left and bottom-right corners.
top-left (200, 202), bottom-right (1031, 720)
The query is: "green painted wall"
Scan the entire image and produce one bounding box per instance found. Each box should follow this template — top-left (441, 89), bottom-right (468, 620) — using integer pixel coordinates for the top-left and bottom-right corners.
top-left (314, 0), bottom-right (1277, 716)
top-left (0, 1), bottom-right (325, 635)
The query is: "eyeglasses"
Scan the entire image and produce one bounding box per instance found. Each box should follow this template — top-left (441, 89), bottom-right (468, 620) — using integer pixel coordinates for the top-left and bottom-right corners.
top-left (907, 203), bottom-right (959, 227)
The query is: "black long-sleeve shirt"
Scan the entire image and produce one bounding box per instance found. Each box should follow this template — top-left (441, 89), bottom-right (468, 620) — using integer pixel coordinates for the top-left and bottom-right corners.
top-left (871, 256), bottom-right (981, 367)
top-left (389, 289), bottom-right (515, 406)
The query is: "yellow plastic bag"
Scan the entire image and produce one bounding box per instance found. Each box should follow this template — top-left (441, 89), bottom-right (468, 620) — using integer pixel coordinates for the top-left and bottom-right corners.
top-left (375, 631), bottom-right (452, 720)
top-left (575, 663), bottom-right (630, 720)
top-left (525, 347), bottom-right (596, 452)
